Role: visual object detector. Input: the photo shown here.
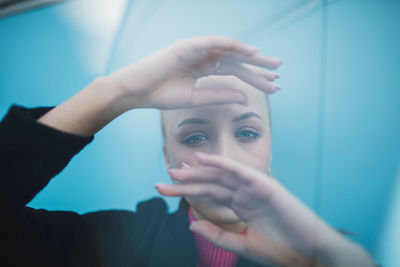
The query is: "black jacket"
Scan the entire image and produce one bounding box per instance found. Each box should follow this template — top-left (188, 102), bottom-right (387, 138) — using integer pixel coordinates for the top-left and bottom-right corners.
top-left (0, 105), bottom-right (263, 267)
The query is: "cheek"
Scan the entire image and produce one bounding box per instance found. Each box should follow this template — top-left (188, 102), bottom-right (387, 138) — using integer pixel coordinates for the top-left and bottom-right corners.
top-left (235, 136), bottom-right (271, 172)
top-left (165, 141), bottom-right (199, 168)
top-left (165, 133), bottom-right (271, 171)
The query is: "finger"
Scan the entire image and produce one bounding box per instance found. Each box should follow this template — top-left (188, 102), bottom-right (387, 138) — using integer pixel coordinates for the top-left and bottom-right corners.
top-left (168, 166), bottom-right (238, 190)
top-left (168, 167), bottom-right (217, 183)
top-left (185, 87), bottom-right (249, 107)
top-left (205, 49), bottom-right (283, 71)
top-left (193, 152), bottom-right (279, 204)
top-left (190, 220), bottom-right (247, 254)
top-left (234, 52), bottom-right (283, 70)
top-left (194, 152), bottom-right (261, 185)
top-left (155, 183), bottom-right (233, 205)
top-left (243, 64), bottom-right (280, 81)
top-left (218, 62), bottom-right (281, 93)
top-left (191, 221), bottom-right (324, 267)
top-left (190, 35), bottom-right (259, 56)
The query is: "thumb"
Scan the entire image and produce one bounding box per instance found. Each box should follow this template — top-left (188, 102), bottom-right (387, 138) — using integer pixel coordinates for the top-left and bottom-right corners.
top-left (189, 220), bottom-right (246, 254)
top-left (190, 220), bottom-right (326, 267)
top-left (186, 87), bottom-right (248, 107)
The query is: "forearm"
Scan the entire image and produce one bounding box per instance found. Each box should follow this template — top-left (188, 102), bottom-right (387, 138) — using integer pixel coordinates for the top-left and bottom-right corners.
top-left (0, 105), bottom-right (93, 218)
top-left (0, 77), bottom-right (129, 216)
top-left (317, 226), bottom-right (376, 267)
top-left (327, 242), bottom-right (376, 267)
top-left (37, 77), bottom-right (130, 137)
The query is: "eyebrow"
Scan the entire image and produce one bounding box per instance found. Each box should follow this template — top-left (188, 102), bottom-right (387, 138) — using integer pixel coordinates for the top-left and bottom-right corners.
top-left (177, 112), bottom-right (262, 128)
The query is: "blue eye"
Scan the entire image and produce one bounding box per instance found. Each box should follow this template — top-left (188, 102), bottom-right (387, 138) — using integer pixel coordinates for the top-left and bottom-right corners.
top-left (183, 134), bottom-right (209, 145)
top-left (236, 129), bottom-right (259, 139)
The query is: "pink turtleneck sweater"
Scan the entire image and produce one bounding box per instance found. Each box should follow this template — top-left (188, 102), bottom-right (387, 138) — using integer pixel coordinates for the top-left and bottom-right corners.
top-left (188, 208), bottom-right (243, 267)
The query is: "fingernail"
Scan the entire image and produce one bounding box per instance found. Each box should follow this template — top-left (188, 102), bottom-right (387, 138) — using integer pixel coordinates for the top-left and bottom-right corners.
top-left (276, 85), bottom-right (282, 91)
top-left (189, 222), bottom-right (196, 231)
top-left (181, 162), bottom-right (191, 169)
top-left (274, 73), bottom-right (280, 79)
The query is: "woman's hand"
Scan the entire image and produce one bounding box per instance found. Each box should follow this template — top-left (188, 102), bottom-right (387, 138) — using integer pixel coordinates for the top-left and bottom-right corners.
top-left (38, 36), bottom-right (282, 136)
top-left (155, 152), bottom-right (376, 267)
top-left (107, 35), bottom-right (283, 110)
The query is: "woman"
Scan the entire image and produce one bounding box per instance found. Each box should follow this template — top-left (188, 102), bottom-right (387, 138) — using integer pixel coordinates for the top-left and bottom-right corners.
top-left (0, 36), bottom-right (375, 266)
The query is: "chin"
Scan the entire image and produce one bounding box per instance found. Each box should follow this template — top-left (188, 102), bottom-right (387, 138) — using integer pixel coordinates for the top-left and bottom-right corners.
top-left (186, 197), bottom-right (241, 224)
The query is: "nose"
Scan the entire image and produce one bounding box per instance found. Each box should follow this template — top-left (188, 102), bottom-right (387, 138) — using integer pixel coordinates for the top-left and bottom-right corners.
top-left (210, 133), bottom-right (235, 159)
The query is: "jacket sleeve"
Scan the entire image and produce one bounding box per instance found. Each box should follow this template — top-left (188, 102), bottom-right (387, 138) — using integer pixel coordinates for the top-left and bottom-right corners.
top-left (0, 104), bottom-right (105, 266)
top-left (0, 104), bottom-right (167, 267)
top-left (0, 104), bottom-right (93, 220)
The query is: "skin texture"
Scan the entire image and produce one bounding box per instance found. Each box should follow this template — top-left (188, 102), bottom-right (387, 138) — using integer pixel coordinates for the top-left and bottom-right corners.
top-left (38, 36), bottom-right (281, 136)
top-left (161, 75), bottom-right (272, 233)
top-left (35, 36), bottom-right (375, 266)
top-left (158, 77), bottom-right (364, 266)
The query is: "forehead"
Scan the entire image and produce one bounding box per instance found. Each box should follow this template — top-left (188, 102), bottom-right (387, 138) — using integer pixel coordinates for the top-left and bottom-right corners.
top-left (163, 76), bottom-right (269, 128)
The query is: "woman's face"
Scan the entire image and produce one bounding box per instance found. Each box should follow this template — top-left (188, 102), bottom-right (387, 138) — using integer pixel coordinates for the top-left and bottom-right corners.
top-left (162, 76), bottom-right (272, 225)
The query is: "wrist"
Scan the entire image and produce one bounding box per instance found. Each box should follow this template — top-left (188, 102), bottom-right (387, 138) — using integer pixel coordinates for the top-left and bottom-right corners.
top-left (103, 62), bottom-right (152, 110)
top-left (316, 230), bottom-right (375, 267)
top-left (90, 76), bottom-right (133, 113)
top-left (37, 76), bottom-right (133, 137)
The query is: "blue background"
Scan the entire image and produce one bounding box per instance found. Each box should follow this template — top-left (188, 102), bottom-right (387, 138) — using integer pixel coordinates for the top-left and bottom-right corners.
top-left (1, 0), bottom-right (399, 265)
